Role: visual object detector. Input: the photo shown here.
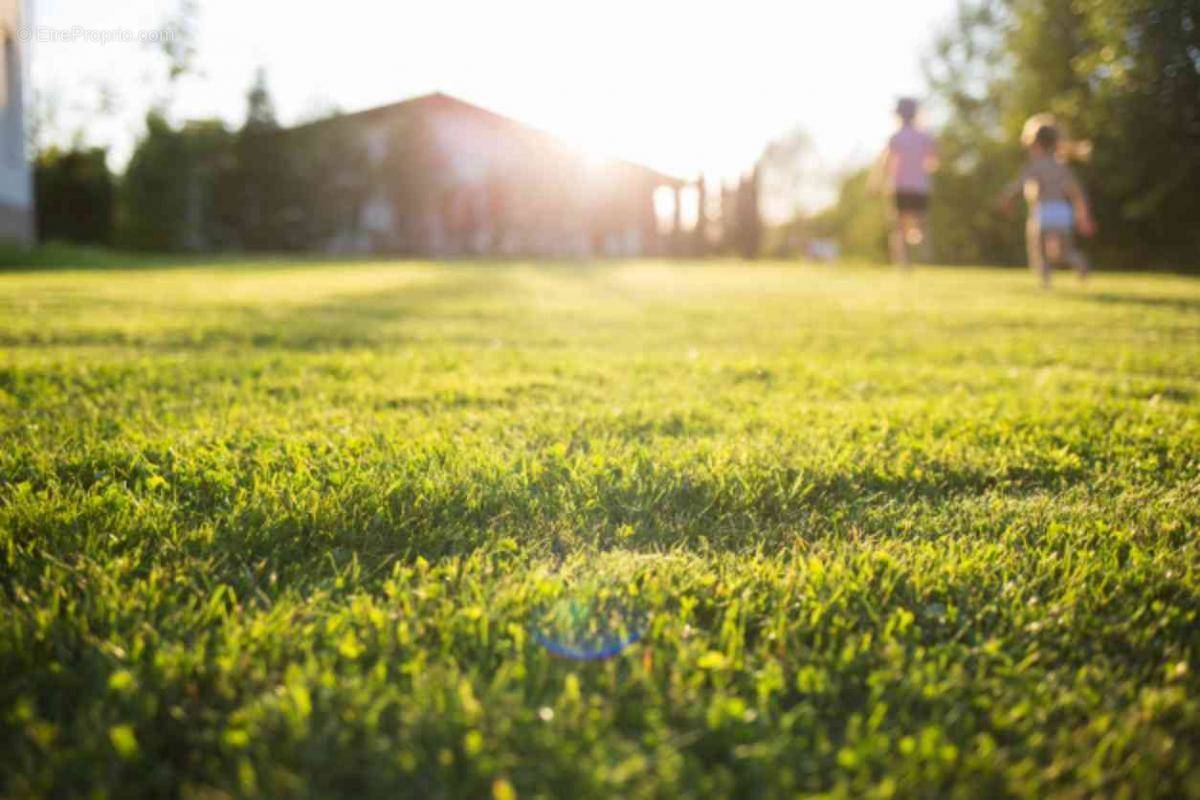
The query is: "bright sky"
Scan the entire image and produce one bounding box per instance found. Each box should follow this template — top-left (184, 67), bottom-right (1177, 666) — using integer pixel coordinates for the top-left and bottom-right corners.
top-left (31, 0), bottom-right (957, 207)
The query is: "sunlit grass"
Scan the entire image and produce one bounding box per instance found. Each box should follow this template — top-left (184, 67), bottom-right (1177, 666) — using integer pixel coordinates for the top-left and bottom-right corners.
top-left (2, 260), bottom-right (1198, 798)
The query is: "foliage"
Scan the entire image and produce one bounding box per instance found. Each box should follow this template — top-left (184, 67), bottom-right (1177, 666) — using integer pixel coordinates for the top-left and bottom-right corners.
top-left (2, 260), bottom-right (1199, 798)
top-left (115, 71), bottom-right (449, 254)
top-left (0, 243), bottom-right (164, 270)
top-left (223, 69), bottom-right (300, 251)
top-left (757, 129), bottom-right (817, 225)
top-left (923, 0), bottom-right (1200, 268)
top-left (116, 112), bottom-right (190, 251)
top-left (809, 169), bottom-right (889, 261)
top-left (116, 113), bottom-right (238, 252)
top-left (814, 0), bottom-right (1199, 268)
top-left (34, 147), bottom-right (114, 246)
top-left (275, 121), bottom-right (373, 251)
top-left (693, 175), bottom-right (710, 255)
top-left (117, 72), bottom-right (320, 254)
top-left (718, 169), bottom-right (763, 258)
top-left (156, 0), bottom-right (200, 84)
top-left (375, 114), bottom-right (446, 251)
top-left (1071, 0), bottom-right (1200, 265)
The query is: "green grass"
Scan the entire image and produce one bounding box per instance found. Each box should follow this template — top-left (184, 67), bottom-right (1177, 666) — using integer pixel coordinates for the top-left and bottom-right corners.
top-left (2, 260), bottom-right (1198, 799)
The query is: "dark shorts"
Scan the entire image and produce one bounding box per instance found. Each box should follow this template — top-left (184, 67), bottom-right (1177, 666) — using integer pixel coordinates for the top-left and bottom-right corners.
top-left (893, 192), bottom-right (929, 213)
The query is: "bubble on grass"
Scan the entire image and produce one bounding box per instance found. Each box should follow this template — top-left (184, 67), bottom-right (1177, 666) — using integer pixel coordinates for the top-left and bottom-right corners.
top-left (531, 592), bottom-right (643, 660)
top-left (529, 553), bottom-right (652, 662)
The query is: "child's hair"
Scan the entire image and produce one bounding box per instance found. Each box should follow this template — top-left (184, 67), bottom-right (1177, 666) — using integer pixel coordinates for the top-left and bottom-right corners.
top-left (1020, 112), bottom-right (1093, 161)
top-left (1033, 124), bottom-right (1059, 151)
top-left (896, 97), bottom-right (918, 123)
top-left (1021, 113), bottom-right (1056, 148)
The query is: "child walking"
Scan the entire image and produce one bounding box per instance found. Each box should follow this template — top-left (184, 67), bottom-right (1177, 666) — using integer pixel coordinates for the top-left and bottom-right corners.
top-left (1001, 116), bottom-right (1096, 288)
top-left (873, 98), bottom-right (939, 268)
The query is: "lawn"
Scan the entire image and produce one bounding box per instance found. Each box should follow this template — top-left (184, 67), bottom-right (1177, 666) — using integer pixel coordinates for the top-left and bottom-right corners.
top-left (2, 260), bottom-right (1198, 799)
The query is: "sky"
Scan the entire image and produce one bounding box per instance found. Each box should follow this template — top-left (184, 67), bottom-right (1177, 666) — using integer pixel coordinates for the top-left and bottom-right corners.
top-left (30, 0), bottom-right (958, 209)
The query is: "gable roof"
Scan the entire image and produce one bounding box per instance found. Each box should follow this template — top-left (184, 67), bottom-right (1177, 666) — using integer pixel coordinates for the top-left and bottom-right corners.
top-left (286, 92), bottom-right (685, 187)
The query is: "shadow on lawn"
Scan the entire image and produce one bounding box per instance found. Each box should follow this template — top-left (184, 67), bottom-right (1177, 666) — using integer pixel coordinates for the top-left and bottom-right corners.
top-left (1077, 291), bottom-right (1200, 315)
top-left (1, 265), bottom-right (532, 351)
top-left (9, 443), bottom-right (1094, 588)
top-left (169, 262), bottom-right (636, 351)
top-left (0, 244), bottom-right (440, 273)
top-left (242, 266), bottom-right (543, 350)
top-left (135, 453), bottom-right (1094, 596)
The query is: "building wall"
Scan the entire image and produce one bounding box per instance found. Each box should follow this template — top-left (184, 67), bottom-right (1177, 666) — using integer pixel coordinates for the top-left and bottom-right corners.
top-left (0, 0), bottom-right (32, 244)
top-left (313, 98), bottom-right (669, 257)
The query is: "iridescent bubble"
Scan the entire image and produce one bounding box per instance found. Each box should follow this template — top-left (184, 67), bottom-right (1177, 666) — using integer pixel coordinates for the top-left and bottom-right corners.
top-left (529, 554), bottom-right (650, 661)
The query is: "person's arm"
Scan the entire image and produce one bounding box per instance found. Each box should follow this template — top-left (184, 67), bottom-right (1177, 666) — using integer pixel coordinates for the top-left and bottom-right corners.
top-left (1065, 169), bottom-right (1096, 236)
top-left (998, 166), bottom-right (1027, 213)
top-left (866, 144), bottom-right (892, 194)
top-left (924, 136), bottom-right (940, 175)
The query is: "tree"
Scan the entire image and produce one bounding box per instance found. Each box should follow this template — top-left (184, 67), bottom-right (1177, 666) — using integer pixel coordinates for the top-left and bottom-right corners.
top-left (809, 168), bottom-right (889, 261)
top-left (35, 147), bottom-right (114, 245)
top-left (117, 112), bottom-right (237, 251)
top-left (917, 0), bottom-right (1021, 264)
top-left (693, 175), bottom-right (709, 255)
top-left (757, 128), bottom-right (819, 225)
top-left (159, 0), bottom-right (200, 83)
top-left (117, 112), bottom-right (191, 250)
top-left (242, 67), bottom-right (277, 131)
top-left (922, 0), bottom-right (1200, 268)
top-left (276, 120), bottom-right (374, 251)
top-left (1073, 0), bottom-right (1200, 266)
top-left (734, 166), bottom-right (763, 259)
top-left (225, 69), bottom-right (297, 250)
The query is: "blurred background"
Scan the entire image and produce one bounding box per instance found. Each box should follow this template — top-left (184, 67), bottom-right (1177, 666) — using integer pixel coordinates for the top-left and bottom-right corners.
top-left (14, 0), bottom-right (1200, 268)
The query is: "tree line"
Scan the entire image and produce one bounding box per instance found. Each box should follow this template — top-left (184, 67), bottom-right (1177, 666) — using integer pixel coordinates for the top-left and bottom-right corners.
top-left (38, 71), bottom-right (346, 252)
top-left (817, 0), bottom-right (1200, 269)
top-left (35, 0), bottom-right (1198, 267)
top-left (37, 70), bottom-right (768, 258)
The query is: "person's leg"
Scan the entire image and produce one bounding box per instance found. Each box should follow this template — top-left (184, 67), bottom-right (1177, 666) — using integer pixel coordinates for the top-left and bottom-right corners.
top-left (888, 202), bottom-right (910, 267)
top-left (1044, 230), bottom-right (1063, 264)
top-left (1063, 230), bottom-right (1090, 280)
top-left (912, 208), bottom-right (931, 263)
top-left (897, 193), bottom-right (930, 266)
top-left (889, 225), bottom-right (906, 266)
top-left (1026, 217), bottom-right (1050, 288)
top-left (899, 211), bottom-right (917, 268)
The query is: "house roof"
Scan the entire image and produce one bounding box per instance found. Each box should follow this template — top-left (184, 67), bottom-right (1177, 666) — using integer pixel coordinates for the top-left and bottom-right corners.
top-left (286, 92), bottom-right (685, 188)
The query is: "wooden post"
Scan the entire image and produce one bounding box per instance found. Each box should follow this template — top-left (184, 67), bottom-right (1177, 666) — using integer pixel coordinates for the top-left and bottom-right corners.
top-left (672, 185), bottom-right (683, 255)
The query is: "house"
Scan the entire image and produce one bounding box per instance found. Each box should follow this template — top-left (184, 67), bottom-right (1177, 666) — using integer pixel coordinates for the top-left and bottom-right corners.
top-left (282, 92), bottom-right (686, 257)
top-left (0, 0), bottom-right (33, 245)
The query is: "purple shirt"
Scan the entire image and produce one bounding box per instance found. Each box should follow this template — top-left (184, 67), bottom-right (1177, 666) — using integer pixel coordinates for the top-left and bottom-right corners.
top-left (887, 125), bottom-right (936, 194)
